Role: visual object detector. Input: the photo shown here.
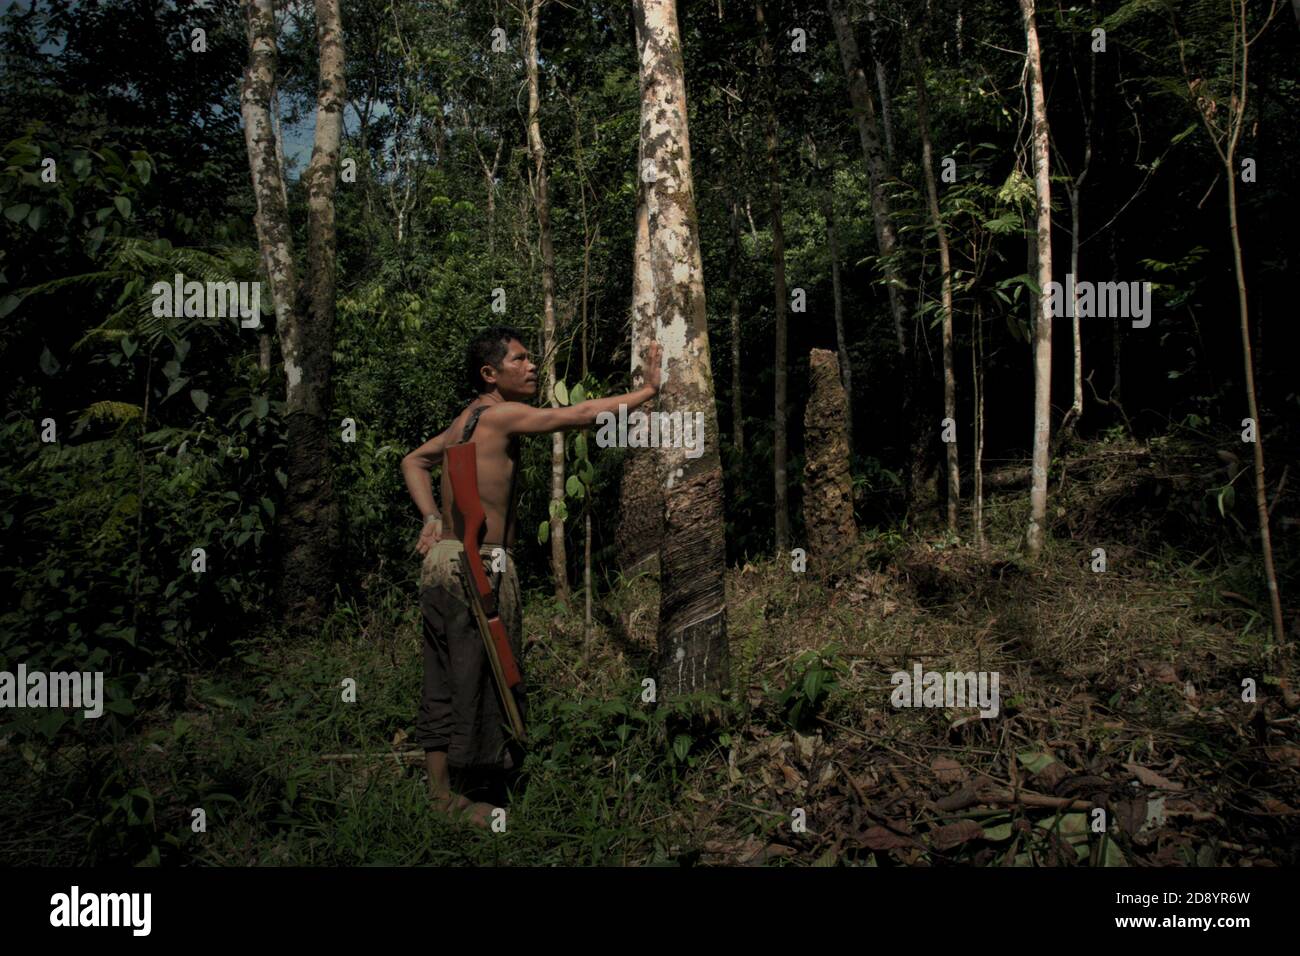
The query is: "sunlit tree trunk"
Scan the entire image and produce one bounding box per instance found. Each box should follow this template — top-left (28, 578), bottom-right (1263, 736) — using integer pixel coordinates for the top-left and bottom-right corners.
top-left (634, 0), bottom-right (729, 697)
top-left (1020, 0), bottom-right (1053, 560)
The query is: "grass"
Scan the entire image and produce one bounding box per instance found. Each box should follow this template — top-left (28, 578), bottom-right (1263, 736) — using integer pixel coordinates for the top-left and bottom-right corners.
top-left (2, 434), bottom-right (1297, 866)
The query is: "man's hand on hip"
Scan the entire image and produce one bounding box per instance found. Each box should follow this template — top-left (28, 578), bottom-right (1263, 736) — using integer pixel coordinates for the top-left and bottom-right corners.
top-left (417, 516), bottom-right (442, 556)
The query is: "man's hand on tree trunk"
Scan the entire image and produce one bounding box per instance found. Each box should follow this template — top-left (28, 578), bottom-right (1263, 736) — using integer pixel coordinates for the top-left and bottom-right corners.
top-left (643, 341), bottom-right (663, 394)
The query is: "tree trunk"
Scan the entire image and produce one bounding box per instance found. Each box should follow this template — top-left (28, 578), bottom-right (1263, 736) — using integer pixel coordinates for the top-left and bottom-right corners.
top-left (525, 0), bottom-right (569, 603)
top-left (1060, 29), bottom-right (1094, 440)
top-left (803, 349), bottom-right (857, 573)
top-left (1021, 0), bottom-right (1053, 560)
top-left (758, 0), bottom-right (789, 557)
top-left (827, 0), bottom-right (906, 359)
top-left (973, 301), bottom-right (985, 548)
top-left (616, 62), bottom-right (664, 578)
top-left (912, 37), bottom-right (959, 535)
top-left (728, 196), bottom-right (745, 454)
top-left (241, 0), bottom-right (344, 630)
top-left (633, 0), bottom-right (729, 697)
top-left (865, 0), bottom-right (896, 166)
top-left (825, 179), bottom-right (853, 449)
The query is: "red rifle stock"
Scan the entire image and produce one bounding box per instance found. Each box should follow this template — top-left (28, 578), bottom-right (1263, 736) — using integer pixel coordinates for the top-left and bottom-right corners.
top-left (445, 442), bottom-right (526, 740)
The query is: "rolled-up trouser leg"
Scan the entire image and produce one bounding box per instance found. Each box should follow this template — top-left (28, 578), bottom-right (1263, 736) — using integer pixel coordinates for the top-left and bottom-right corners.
top-left (415, 540), bottom-right (527, 773)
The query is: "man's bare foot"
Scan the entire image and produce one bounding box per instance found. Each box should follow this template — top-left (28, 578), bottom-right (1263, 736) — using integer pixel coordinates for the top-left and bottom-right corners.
top-left (431, 791), bottom-right (498, 829)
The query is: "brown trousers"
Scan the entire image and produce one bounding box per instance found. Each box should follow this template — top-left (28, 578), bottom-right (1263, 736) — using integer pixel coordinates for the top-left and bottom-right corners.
top-left (415, 540), bottom-right (527, 771)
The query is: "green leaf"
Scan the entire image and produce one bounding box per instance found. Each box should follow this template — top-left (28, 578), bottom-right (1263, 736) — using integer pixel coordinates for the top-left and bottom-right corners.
top-left (672, 734), bottom-right (691, 762)
top-left (982, 822), bottom-right (1013, 841)
top-left (549, 498), bottom-right (567, 523)
top-left (1217, 484), bottom-right (1235, 517)
top-left (554, 380), bottom-right (569, 406)
top-left (113, 195), bottom-right (132, 219)
top-left (121, 337), bottom-right (137, 358)
top-left (253, 395), bottom-right (269, 419)
top-left (0, 294), bottom-right (21, 318)
top-left (25, 205), bottom-right (46, 230)
top-left (132, 159), bottom-right (151, 184)
top-left (4, 203), bottom-right (31, 222)
top-left (574, 431), bottom-right (588, 461)
top-left (1016, 751), bottom-right (1057, 774)
top-left (537, 519), bottom-right (549, 544)
top-left (565, 474), bottom-right (584, 499)
top-left (39, 346), bottom-right (60, 376)
top-left (803, 667), bottom-right (826, 703)
top-left (190, 389), bottom-right (209, 413)
top-left (105, 698), bottom-right (135, 716)
top-left (570, 383), bottom-right (586, 405)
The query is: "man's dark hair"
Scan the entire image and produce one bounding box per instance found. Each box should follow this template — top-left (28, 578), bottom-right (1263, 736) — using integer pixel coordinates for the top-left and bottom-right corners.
top-left (465, 325), bottom-right (526, 394)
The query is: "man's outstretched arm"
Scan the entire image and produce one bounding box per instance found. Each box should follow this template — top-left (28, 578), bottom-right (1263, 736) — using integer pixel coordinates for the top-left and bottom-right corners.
top-left (494, 342), bottom-right (663, 436)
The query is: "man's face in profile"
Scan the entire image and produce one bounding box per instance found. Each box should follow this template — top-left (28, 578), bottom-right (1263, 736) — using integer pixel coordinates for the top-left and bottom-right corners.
top-left (485, 339), bottom-right (539, 402)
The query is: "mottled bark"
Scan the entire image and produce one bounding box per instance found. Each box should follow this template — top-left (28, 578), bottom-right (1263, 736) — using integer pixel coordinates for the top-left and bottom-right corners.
top-left (912, 37), bottom-right (959, 534)
top-left (525, 0), bottom-right (569, 603)
top-left (633, 0), bottom-right (729, 697)
top-left (1021, 0), bottom-right (1053, 560)
top-left (241, 0), bottom-right (344, 629)
top-left (803, 350), bottom-right (857, 573)
top-left (757, 0), bottom-right (789, 557)
top-left (616, 58), bottom-right (664, 578)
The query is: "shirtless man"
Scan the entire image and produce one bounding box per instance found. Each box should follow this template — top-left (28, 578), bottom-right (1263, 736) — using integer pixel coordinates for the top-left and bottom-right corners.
top-left (401, 326), bottom-right (662, 827)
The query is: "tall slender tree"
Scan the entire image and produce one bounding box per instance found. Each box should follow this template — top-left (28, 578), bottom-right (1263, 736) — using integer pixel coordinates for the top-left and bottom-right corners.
top-left (1176, 0), bottom-right (1285, 642)
top-left (1020, 0), bottom-right (1054, 560)
top-left (524, 0), bottom-right (570, 602)
top-left (241, 0), bottom-right (345, 629)
top-left (633, 0), bottom-right (729, 697)
top-left (911, 33), bottom-right (959, 534)
top-left (757, 0), bottom-right (790, 556)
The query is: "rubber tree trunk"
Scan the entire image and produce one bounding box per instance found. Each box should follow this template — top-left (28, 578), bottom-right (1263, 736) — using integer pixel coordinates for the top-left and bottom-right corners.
top-left (1020, 0), bottom-right (1053, 560)
top-left (616, 60), bottom-right (664, 578)
top-left (241, 0), bottom-right (344, 631)
top-left (757, 0), bottom-right (789, 557)
top-left (633, 0), bottom-right (729, 697)
top-left (525, 0), bottom-right (569, 603)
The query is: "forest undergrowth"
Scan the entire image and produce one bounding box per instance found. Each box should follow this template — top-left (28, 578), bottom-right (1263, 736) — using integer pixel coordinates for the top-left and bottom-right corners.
top-left (4, 434), bottom-right (1296, 867)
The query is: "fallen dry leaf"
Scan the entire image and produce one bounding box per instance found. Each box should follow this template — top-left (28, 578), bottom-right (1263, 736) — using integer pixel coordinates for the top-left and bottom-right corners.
top-left (1264, 746), bottom-right (1300, 767)
top-left (931, 756), bottom-right (964, 785)
top-left (930, 819), bottom-right (984, 851)
top-left (1126, 762), bottom-right (1183, 791)
top-left (859, 825), bottom-right (918, 851)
